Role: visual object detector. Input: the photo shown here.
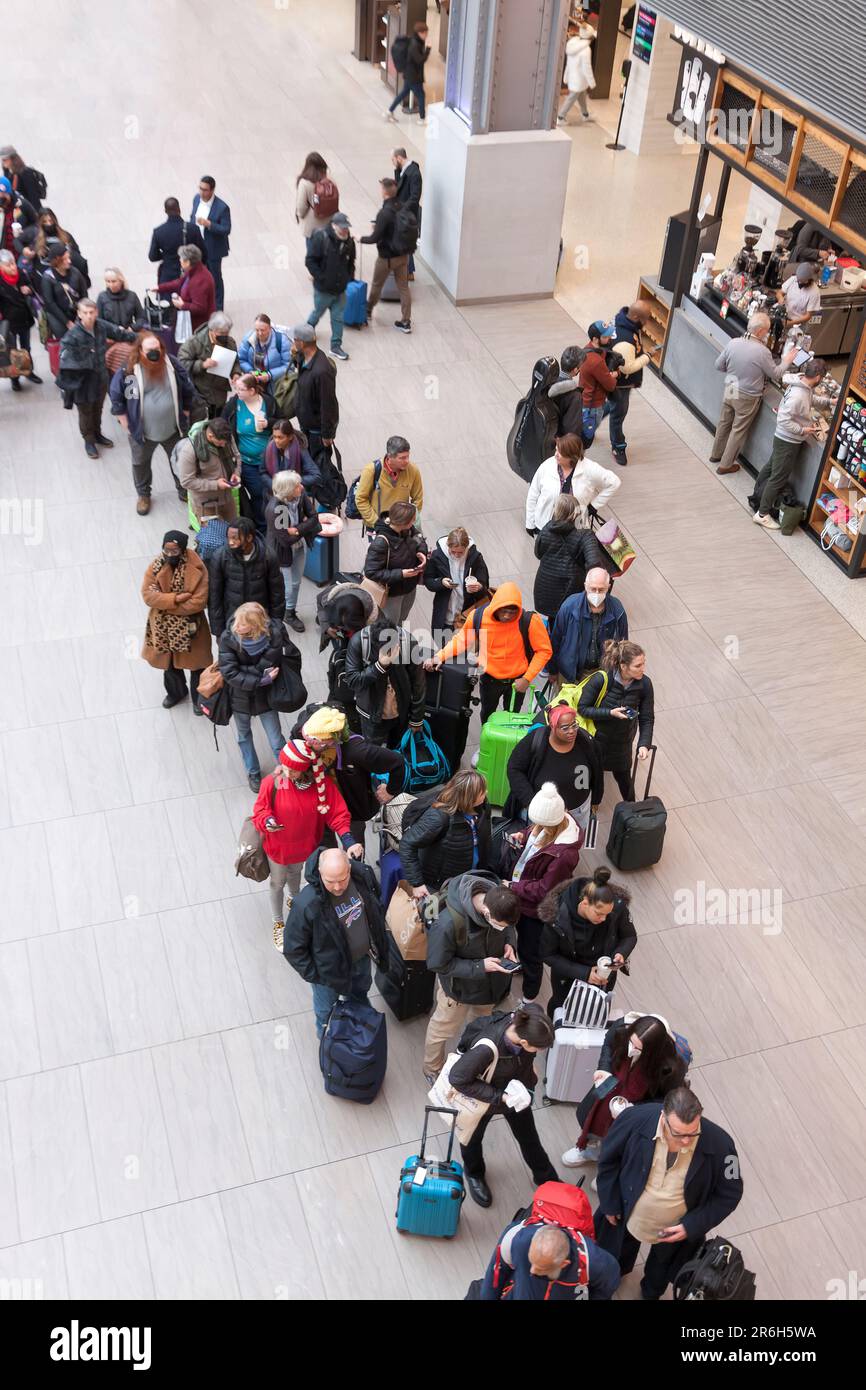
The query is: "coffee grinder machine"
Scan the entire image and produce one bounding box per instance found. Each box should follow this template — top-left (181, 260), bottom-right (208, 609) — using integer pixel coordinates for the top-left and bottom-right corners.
top-left (733, 224), bottom-right (763, 278)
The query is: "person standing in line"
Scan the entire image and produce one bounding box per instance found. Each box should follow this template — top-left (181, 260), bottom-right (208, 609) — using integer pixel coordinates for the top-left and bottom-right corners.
top-left (747, 359), bottom-right (826, 530)
top-left (385, 21), bottom-right (431, 124)
top-left (0, 248), bottom-right (41, 391)
top-left (289, 703), bottom-right (405, 849)
top-left (109, 331), bottom-right (196, 513)
top-left (291, 323), bottom-right (340, 476)
top-left (222, 372), bottom-right (277, 535)
top-left (305, 212), bottom-right (355, 363)
top-left (253, 742), bottom-right (362, 951)
top-left (344, 616), bottom-right (427, 747)
top-left (0, 146), bottom-right (46, 210)
top-left (353, 436), bottom-right (423, 531)
top-left (283, 847), bottom-right (387, 1035)
top-left (710, 313), bottom-right (796, 475)
top-left (265, 469), bottom-right (322, 633)
top-left (39, 240), bottom-right (87, 341)
top-left (577, 639), bottom-right (654, 802)
top-left (506, 701), bottom-right (604, 840)
top-left (175, 416), bottom-right (241, 532)
top-left (540, 866), bottom-right (637, 1017)
top-left (548, 568), bottom-right (629, 686)
top-left (237, 313), bottom-right (292, 387)
top-left (57, 299), bottom-right (136, 457)
top-left (578, 321), bottom-right (620, 442)
top-left (207, 516), bottom-right (285, 639)
top-left (608, 301), bottom-right (655, 466)
top-left (525, 434), bottom-right (621, 534)
top-left (190, 176), bottom-right (231, 310)
top-left (399, 770), bottom-right (494, 898)
top-left (362, 499), bottom-right (428, 625)
top-left (155, 243), bottom-right (215, 337)
top-left (141, 529), bottom-right (212, 712)
top-left (594, 1087), bottom-right (743, 1301)
top-left (263, 419), bottom-right (321, 500)
top-left (217, 600), bottom-right (286, 792)
top-left (424, 526), bottom-right (489, 641)
top-left (533, 493), bottom-right (608, 621)
top-left (178, 311), bottom-right (238, 423)
top-left (359, 177), bottom-right (414, 335)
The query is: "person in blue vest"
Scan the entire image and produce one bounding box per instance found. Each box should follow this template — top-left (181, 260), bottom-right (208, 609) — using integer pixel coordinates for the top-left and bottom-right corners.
top-left (548, 568), bottom-right (628, 685)
top-left (594, 1087), bottom-right (744, 1301)
top-left (190, 176), bottom-right (231, 310)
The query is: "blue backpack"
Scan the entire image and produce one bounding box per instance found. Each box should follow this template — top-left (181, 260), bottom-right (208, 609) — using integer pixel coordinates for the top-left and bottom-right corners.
top-left (345, 460), bottom-right (382, 522)
top-left (400, 721), bottom-right (451, 791)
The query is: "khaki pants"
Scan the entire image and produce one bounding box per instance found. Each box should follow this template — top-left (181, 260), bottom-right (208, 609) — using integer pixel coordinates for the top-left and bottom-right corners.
top-left (368, 254), bottom-right (412, 323)
top-left (423, 980), bottom-right (498, 1076)
top-left (711, 391), bottom-right (763, 470)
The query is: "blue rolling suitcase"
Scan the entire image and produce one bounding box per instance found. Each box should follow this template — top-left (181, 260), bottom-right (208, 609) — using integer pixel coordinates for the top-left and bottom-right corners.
top-left (379, 849), bottom-right (403, 907)
top-left (396, 1106), bottom-right (465, 1238)
top-left (344, 278), bottom-right (368, 328)
top-left (304, 533), bottom-right (340, 586)
top-left (319, 997), bottom-right (387, 1104)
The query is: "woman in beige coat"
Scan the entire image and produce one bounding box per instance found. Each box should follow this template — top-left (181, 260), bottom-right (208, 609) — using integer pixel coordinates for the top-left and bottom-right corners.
top-left (142, 530), bottom-right (213, 710)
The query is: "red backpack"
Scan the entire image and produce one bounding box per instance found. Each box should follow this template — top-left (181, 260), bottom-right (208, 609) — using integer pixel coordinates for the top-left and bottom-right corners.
top-left (494, 1182), bottom-right (594, 1300)
top-left (312, 178), bottom-right (339, 219)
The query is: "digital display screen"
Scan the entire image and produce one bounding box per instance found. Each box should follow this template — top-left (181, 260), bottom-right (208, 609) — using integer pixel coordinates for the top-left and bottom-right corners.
top-left (633, 5), bottom-right (657, 64)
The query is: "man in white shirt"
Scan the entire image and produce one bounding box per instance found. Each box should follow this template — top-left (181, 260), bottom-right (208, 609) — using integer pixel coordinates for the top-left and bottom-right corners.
top-left (776, 262), bottom-right (822, 325)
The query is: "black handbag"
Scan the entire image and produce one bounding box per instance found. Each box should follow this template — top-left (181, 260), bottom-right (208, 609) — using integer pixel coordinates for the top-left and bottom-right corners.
top-left (268, 629), bottom-right (308, 713)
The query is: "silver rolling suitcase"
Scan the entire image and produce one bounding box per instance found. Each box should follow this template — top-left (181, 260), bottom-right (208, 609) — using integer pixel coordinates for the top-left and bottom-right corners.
top-left (544, 980), bottom-right (610, 1104)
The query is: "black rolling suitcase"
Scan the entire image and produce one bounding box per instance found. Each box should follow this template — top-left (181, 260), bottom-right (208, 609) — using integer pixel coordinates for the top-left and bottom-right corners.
top-left (375, 934), bottom-right (435, 1021)
top-left (606, 745), bottom-right (666, 870)
top-left (425, 663), bottom-right (477, 775)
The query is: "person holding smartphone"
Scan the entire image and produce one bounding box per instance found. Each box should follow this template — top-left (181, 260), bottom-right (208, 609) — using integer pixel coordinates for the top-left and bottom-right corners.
top-left (577, 639), bottom-right (653, 802)
top-left (343, 614), bottom-right (426, 747)
top-left (362, 499), bottom-right (428, 624)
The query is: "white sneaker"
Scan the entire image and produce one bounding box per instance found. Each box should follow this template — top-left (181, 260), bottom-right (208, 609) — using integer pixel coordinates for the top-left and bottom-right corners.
top-left (384, 110), bottom-right (397, 122)
top-left (753, 511), bottom-right (781, 530)
top-left (562, 1143), bottom-right (600, 1166)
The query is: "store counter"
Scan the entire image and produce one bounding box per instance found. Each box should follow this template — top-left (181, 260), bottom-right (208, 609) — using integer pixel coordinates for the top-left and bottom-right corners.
top-left (662, 297), bottom-right (825, 499)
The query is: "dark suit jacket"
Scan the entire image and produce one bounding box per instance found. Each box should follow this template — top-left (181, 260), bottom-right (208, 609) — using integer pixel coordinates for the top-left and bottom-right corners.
top-left (190, 193), bottom-right (231, 261)
top-left (148, 216), bottom-right (205, 282)
top-left (395, 160), bottom-right (422, 210)
top-left (596, 1102), bottom-right (743, 1247)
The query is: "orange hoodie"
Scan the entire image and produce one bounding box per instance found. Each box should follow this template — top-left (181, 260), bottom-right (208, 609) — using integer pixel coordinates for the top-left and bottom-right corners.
top-left (435, 581), bottom-right (552, 682)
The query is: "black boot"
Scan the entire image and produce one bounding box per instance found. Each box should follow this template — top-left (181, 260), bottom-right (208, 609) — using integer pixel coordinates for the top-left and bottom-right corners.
top-left (285, 610), bottom-right (305, 633)
top-left (11, 378), bottom-right (22, 392)
top-left (26, 372), bottom-right (43, 384)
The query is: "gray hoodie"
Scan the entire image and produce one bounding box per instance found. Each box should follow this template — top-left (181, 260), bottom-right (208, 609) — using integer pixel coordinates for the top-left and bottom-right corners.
top-left (425, 872), bottom-right (517, 1005)
top-left (775, 372), bottom-right (815, 443)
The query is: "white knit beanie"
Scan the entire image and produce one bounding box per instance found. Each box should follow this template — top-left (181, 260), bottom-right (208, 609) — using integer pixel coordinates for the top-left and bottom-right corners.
top-left (527, 781), bottom-right (566, 828)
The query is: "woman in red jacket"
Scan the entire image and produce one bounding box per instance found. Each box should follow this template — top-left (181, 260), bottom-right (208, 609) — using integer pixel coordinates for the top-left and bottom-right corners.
top-left (503, 782), bottom-right (583, 1000)
top-left (252, 738), bottom-right (362, 949)
top-left (156, 243), bottom-right (215, 335)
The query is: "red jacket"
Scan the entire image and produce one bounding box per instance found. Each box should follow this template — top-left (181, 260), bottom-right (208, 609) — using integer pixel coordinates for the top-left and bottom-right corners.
top-left (252, 772), bottom-right (352, 866)
top-left (580, 348), bottom-right (619, 408)
top-left (157, 261), bottom-right (216, 330)
top-left (508, 819), bottom-right (583, 916)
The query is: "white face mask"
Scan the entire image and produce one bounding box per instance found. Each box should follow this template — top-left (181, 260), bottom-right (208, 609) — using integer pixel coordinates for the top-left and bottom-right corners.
top-left (627, 1040), bottom-right (641, 1061)
top-left (586, 590), bottom-right (607, 606)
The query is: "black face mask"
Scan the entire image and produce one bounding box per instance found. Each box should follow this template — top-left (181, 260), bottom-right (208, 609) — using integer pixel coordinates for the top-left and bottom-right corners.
top-left (42, 222), bottom-right (57, 234)
top-left (163, 553), bottom-right (183, 568)
top-left (215, 335), bottom-right (230, 347)
top-left (145, 349), bottom-right (161, 362)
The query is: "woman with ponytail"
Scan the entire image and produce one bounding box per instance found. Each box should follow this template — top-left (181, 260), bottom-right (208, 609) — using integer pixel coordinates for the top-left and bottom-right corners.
top-left (540, 865), bottom-right (637, 1016)
top-left (577, 638), bottom-right (654, 801)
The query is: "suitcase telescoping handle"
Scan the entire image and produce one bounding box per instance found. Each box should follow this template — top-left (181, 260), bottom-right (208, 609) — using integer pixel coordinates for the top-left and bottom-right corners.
top-left (421, 1105), bottom-right (459, 1165)
top-left (630, 742), bottom-right (658, 800)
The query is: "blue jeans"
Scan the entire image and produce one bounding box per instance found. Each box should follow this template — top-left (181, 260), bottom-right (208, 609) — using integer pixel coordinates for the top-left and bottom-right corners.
top-left (607, 387), bottom-right (631, 456)
top-left (281, 544), bottom-right (306, 613)
top-left (241, 463), bottom-right (267, 535)
top-left (390, 80), bottom-right (425, 118)
top-left (233, 708), bottom-right (284, 777)
top-left (308, 289), bottom-right (347, 350)
top-left (312, 955), bottom-right (373, 1038)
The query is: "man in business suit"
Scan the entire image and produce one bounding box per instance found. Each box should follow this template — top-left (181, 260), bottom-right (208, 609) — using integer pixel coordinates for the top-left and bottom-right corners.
top-left (148, 198), bottom-right (205, 285)
top-left (190, 176), bottom-right (231, 310)
top-left (392, 147), bottom-right (422, 279)
top-left (594, 1087), bottom-right (743, 1300)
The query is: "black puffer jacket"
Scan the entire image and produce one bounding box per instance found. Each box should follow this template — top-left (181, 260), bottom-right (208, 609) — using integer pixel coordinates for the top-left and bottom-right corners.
top-left (265, 491), bottom-right (321, 566)
top-left (208, 536), bottom-right (286, 637)
top-left (577, 669), bottom-right (654, 772)
top-left (399, 800), bottom-right (493, 889)
top-left (404, 32), bottom-right (430, 84)
top-left (424, 537), bottom-right (489, 633)
top-left (305, 226), bottom-right (356, 295)
top-left (294, 347), bottom-right (339, 439)
top-left (217, 619), bottom-right (285, 716)
top-left (283, 850), bottom-right (387, 992)
top-left (541, 876), bottom-right (638, 1010)
top-left (449, 1011), bottom-right (541, 1110)
top-left (343, 621), bottom-right (425, 727)
top-left (57, 319), bottom-right (136, 401)
top-left (0, 274), bottom-right (35, 332)
top-left (40, 264), bottom-right (88, 337)
top-left (364, 522), bottom-right (428, 598)
top-left (95, 287), bottom-right (144, 329)
top-left (533, 520), bottom-right (607, 618)
top-left (426, 871), bottom-right (516, 1005)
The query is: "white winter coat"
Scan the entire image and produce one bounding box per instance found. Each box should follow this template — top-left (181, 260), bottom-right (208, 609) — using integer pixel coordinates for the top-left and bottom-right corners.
top-left (564, 32), bottom-right (595, 94)
top-left (525, 455), bottom-right (621, 531)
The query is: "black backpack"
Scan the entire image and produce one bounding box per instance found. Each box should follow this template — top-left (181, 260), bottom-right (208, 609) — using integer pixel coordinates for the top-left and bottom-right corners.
top-left (673, 1238), bottom-right (757, 1301)
top-left (391, 34), bottom-right (410, 72)
top-left (315, 441), bottom-right (348, 512)
top-left (391, 204), bottom-right (419, 256)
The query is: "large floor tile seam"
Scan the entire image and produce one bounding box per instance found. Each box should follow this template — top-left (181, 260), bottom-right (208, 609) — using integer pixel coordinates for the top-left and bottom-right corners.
top-left (215, 1027), bottom-right (267, 1188)
top-left (153, 914), bottom-right (195, 1053)
top-left (0, 1087), bottom-right (22, 1249)
top-left (72, 1063), bottom-right (105, 1234)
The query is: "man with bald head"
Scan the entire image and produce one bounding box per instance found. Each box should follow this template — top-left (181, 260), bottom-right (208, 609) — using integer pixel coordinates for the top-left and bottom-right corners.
top-left (710, 312), bottom-right (798, 475)
top-left (283, 845), bottom-right (389, 1036)
top-left (477, 1214), bottom-right (620, 1300)
top-left (548, 567), bottom-right (628, 686)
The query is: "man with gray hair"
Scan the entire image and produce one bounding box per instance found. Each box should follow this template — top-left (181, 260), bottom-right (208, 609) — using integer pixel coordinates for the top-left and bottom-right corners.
top-left (178, 310), bottom-right (238, 422)
top-left (710, 313), bottom-right (797, 475)
top-left (477, 1208), bottom-right (620, 1299)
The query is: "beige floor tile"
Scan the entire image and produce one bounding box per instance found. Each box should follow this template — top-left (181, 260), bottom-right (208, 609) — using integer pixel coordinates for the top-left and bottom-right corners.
top-left (658, 927), bottom-right (790, 1057)
top-left (763, 1038), bottom-right (866, 1202)
top-left (777, 894), bottom-right (866, 1030)
top-left (751, 1214), bottom-right (852, 1301)
top-left (220, 1176), bottom-right (327, 1301)
top-left (294, 1156), bottom-right (410, 1301)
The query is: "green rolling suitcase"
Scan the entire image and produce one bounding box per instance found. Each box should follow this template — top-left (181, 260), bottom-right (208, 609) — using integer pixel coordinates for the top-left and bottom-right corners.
top-left (476, 688), bottom-right (546, 807)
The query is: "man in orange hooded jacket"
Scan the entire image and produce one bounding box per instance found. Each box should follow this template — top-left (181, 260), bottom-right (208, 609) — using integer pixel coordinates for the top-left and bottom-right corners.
top-left (427, 582), bottom-right (552, 724)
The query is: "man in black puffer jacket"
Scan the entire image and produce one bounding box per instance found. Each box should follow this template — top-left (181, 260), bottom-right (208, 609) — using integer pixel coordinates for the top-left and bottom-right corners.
top-left (423, 874), bottom-right (519, 1081)
top-left (363, 500), bottom-right (428, 624)
top-left (208, 516), bottom-right (285, 636)
top-left (283, 846), bottom-right (389, 1037)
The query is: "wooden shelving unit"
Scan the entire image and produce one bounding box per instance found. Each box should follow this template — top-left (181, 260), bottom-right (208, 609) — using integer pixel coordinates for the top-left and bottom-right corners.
top-left (808, 378), bottom-right (866, 576)
top-left (637, 277), bottom-right (670, 365)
